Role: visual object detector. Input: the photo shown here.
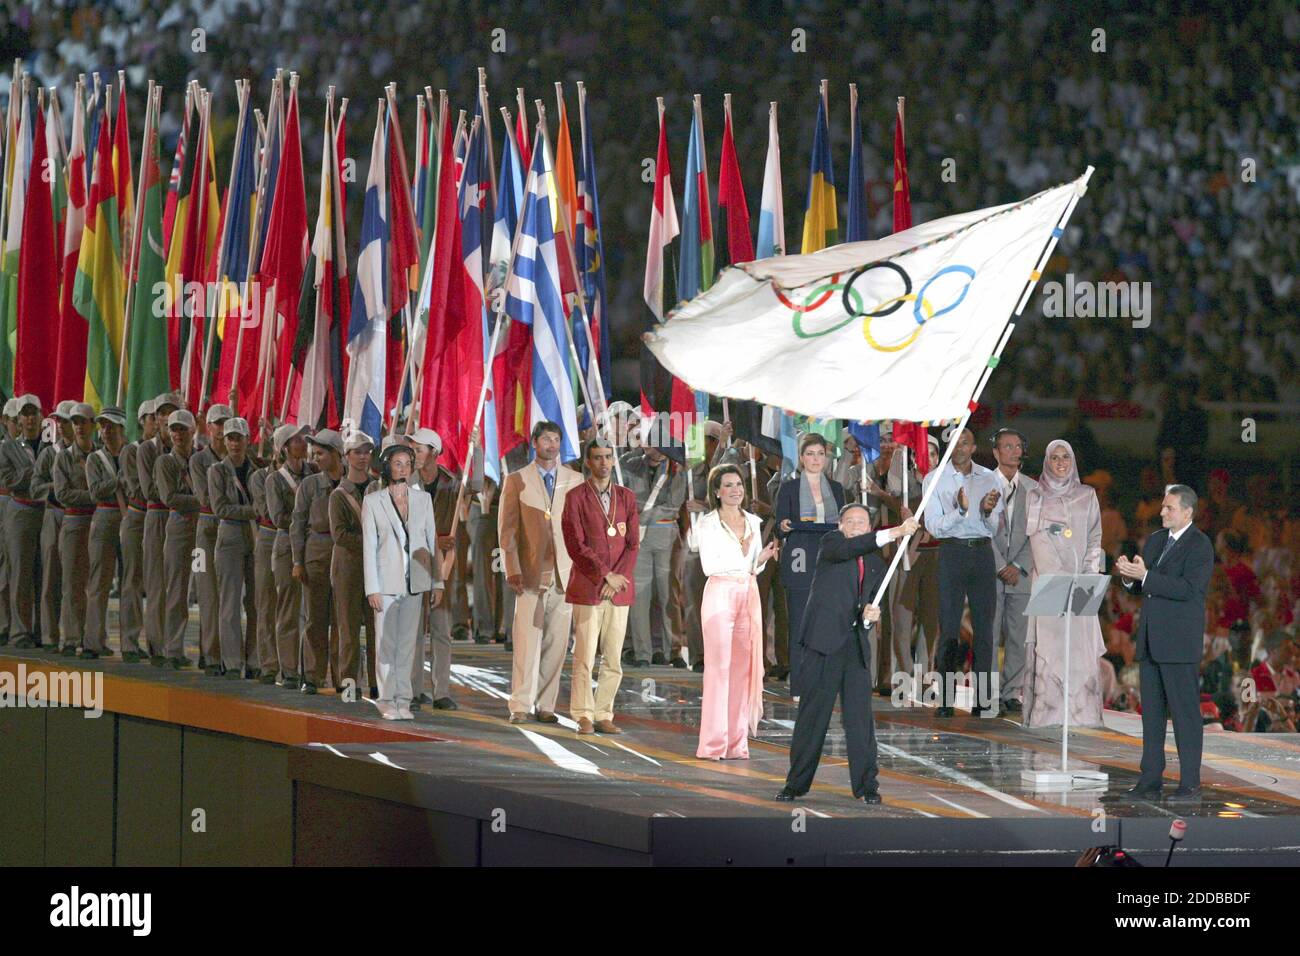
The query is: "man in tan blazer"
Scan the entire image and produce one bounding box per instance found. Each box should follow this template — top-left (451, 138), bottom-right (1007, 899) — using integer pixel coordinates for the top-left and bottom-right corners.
top-left (498, 421), bottom-right (582, 723)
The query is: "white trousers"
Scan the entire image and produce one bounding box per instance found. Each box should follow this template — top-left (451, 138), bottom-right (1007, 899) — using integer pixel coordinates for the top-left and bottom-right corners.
top-left (375, 592), bottom-right (424, 707)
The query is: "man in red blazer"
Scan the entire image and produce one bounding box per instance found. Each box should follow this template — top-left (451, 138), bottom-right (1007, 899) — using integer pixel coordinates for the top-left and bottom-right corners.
top-left (561, 438), bottom-right (641, 734)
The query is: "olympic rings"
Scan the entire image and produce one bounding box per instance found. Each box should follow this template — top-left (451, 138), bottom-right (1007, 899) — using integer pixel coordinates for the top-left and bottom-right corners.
top-left (792, 280), bottom-right (862, 338)
top-left (913, 265), bottom-right (975, 324)
top-left (841, 261), bottom-right (911, 318)
top-left (775, 272), bottom-right (842, 311)
top-left (863, 294), bottom-right (936, 352)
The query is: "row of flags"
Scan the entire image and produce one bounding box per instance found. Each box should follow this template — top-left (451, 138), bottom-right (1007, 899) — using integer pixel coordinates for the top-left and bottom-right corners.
top-left (0, 62), bottom-right (611, 478)
top-left (640, 82), bottom-right (933, 475)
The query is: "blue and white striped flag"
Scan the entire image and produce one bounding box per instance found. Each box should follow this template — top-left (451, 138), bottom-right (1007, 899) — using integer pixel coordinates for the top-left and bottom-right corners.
top-left (505, 131), bottom-right (580, 463)
top-left (343, 105), bottom-right (389, 443)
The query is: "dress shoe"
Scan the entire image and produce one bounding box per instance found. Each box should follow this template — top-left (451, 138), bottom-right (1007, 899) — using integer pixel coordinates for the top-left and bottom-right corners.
top-left (651, 652), bottom-right (666, 665)
top-left (377, 703), bottom-right (400, 720)
top-left (204, 665), bottom-right (223, 677)
top-left (576, 717), bottom-right (595, 735)
top-left (670, 656), bottom-right (687, 669)
top-left (1168, 786), bottom-right (1203, 803)
top-left (61, 644), bottom-right (78, 656)
top-left (169, 657), bottom-right (191, 669)
top-left (474, 632), bottom-right (493, 644)
top-left (1123, 783), bottom-right (1162, 799)
top-left (452, 625), bottom-right (471, 642)
top-left (621, 653), bottom-right (635, 666)
top-left (859, 790), bottom-right (883, 805)
top-left (415, 692), bottom-right (433, 704)
top-left (432, 697), bottom-right (458, 710)
top-left (244, 668), bottom-right (261, 680)
top-left (494, 633), bottom-right (507, 644)
top-left (0, 631), bottom-right (8, 645)
top-left (508, 712), bottom-right (528, 724)
top-left (258, 673), bottom-right (277, 685)
top-left (634, 659), bottom-right (650, 668)
top-left (12, 636), bottom-right (35, 648)
top-left (935, 706), bottom-right (955, 718)
top-left (534, 710), bottom-right (558, 723)
top-left (774, 787), bottom-right (806, 802)
top-left (397, 706), bottom-right (415, 720)
top-left (279, 672), bottom-right (298, 687)
top-left (409, 700), bottom-right (421, 711)
top-left (692, 662), bottom-right (705, 673)
top-left (369, 685), bottom-right (379, 698)
top-left (223, 669), bottom-right (242, 679)
top-left (78, 649), bottom-right (99, 660)
top-left (594, 719), bottom-right (622, 734)
top-left (1002, 698), bottom-right (1023, 713)
top-left (120, 651), bottom-right (142, 663)
top-left (301, 682), bottom-right (317, 695)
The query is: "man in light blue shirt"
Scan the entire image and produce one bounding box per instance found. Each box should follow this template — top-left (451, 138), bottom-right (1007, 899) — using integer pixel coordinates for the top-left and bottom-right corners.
top-left (920, 427), bottom-right (1003, 717)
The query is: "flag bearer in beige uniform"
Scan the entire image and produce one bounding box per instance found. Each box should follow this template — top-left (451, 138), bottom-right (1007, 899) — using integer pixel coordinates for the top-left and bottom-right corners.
top-left (209, 417), bottom-right (259, 678)
top-left (329, 432), bottom-right (377, 699)
top-left (249, 450), bottom-right (279, 683)
top-left (82, 406), bottom-right (128, 658)
top-left (35, 400), bottom-right (77, 649)
top-left (0, 395), bottom-right (48, 647)
top-left (0, 399), bottom-right (17, 644)
top-left (190, 403), bottom-right (232, 670)
top-left (52, 403), bottom-right (98, 654)
top-left (117, 399), bottom-right (155, 662)
top-left (139, 393), bottom-right (181, 657)
top-left (292, 429), bottom-right (345, 695)
top-left (156, 409), bottom-right (200, 667)
top-left (266, 423), bottom-right (315, 687)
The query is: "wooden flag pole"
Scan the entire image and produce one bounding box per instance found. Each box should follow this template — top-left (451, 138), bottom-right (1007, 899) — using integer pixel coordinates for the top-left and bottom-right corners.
top-left (116, 80), bottom-right (158, 408)
top-left (478, 66), bottom-right (498, 216)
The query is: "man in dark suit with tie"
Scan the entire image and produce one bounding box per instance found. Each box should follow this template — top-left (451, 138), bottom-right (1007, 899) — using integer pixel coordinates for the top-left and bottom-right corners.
top-left (1115, 484), bottom-right (1213, 802)
top-left (776, 503), bottom-right (919, 803)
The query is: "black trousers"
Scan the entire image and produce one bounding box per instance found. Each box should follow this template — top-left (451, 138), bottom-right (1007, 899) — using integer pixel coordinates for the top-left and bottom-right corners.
top-left (1137, 659), bottom-right (1202, 789)
top-left (935, 539), bottom-right (997, 707)
top-left (784, 634), bottom-right (878, 798)
top-left (784, 586), bottom-right (810, 696)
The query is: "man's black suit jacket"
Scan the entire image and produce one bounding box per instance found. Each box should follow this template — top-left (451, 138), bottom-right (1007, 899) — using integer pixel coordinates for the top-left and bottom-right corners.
top-left (798, 529), bottom-right (887, 663)
top-left (1126, 523), bottom-right (1214, 664)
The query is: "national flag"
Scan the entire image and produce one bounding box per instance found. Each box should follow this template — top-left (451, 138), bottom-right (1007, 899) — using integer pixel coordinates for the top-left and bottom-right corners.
top-left (845, 421), bottom-right (881, 465)
top-left (122, 92), bottom-right (169, 434)
top-left (343, 103), bottom-right (389, 443)
top-left (891, 420), bottom-right (931, 474)
top-left (175, 97), bottom-right (220, 408)
top-left (756, 102), bottom-right (785, 259)
top-left (162, 86), bottom-right (190, 258)
top-left (504, 129), bottom-right (580, 462)
top-left (208, 88), bottom-right (258, 408)
top-left (293, 96), bottom-right (350, 430)
top-left (259, 83), bottom-right (308, 422)
top-left (717, 97), bottom-right (754, 266)
top-left (801, 87), bottom-right (837, 254)
top-left (416, 102), bottom-right (470, 445)
top-left (645, 172), bottom-right (1092, 423)
top-left (487, 107), bottom-right (529, 457)
top-left (573, 85), bottom-right (610, 412)
top-left (678, 99), bottom-right (714, 463)
top-left (446, 111), bottom-right (489, 472)
top-left (0, 82), bottom-right (32, 397)
top-left (112, 80), bottom-right (134, 261)
top-left (14, 97), bottom-right (60, 407)
top-left (383, 94), bottom-right (420, 424)
top-left (53, 83), bottom-right (88, 403)
top-left (46, 94), bottom-right (70, 290)
top-left (413, 94), bottom-right (435, 272)
top-left (847, 85), bottom-right (869, 243)
top-left (894, 97), bottom-right (911, 233)
top-left (514, 88), bottom-right (531, 171)
top-left (75, 105), bottom-right (127, 411)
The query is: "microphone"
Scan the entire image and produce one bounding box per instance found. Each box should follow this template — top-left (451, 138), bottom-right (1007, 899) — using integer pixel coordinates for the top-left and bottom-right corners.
top-left (1164, 818), bottom-right (1187, 867)
top-left (1047, 523), bottom-right (1065, 535)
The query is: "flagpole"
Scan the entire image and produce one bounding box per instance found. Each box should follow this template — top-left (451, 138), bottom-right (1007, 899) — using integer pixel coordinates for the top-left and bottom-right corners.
top-left (274, 73), bottom-right (305, 423)
top-left (199, 79), bottom-right (249, 409)
top-left (439, 121), bottom-right (544, 573)
top-left (250, 74), bottom-right (284, 436)
top-left (181, 85), bottom-right (213, 408)
top-left (404, 89), bottom-right (448, 430)
top-left (257, 75), bottom-right (288, 433)
top-left (229, 79), bottom-right (282, 411)
top-left (536, 95), bottom-right (622, 486)
top-left (478, 67), bottom-right (498, 216)
top-left (0, 59), bottom-right (21, 265)
top-left (865, 166), bottom-right (1096, 613)
top-left (115, 80), bottom-right (157, 408)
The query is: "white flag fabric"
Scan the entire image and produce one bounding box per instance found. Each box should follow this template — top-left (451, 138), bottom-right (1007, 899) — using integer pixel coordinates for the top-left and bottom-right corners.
top-left (644, 172), bottom-right (1088, 423)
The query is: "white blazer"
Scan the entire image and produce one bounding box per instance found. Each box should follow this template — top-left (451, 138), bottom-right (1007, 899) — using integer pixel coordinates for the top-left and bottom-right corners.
top-left (362, 485), bottom-right (443, 597)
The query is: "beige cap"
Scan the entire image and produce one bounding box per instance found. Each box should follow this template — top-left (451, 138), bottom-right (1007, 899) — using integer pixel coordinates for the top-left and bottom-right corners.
top-left (702, 420), bottom-right (723, 439)
top-left (154, 391), bottom-right (184, 413)
top-left (137, 397), bottom-right (156, 419)
top-left (306, 428), bottom-right (344, 454)
top-left (223, 416), bottom-right (250, 438)
top-left (70, 402), bottom-right (96, 421)
top-left (407, 427), bottom-right (442, 453)
top-left (54, 400), bottom-right (78, 421)
top-left (344, 432), bottom-right (374, 453)
top-left (273, 423), bottom-right (308, 455)
top-left (95, 406), bottom-right (127, 427)
top-left (15, 393), bottom-right (41, 414)
top-left (168, 408), bottom-right (197, 430)
top-left (205, 403), bottom-right (234, 424)
top-left (3, 398), bottom-right (18, 417)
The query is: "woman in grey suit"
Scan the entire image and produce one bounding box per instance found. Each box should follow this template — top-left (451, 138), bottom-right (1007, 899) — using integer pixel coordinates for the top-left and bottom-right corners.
top-left (362, 445), bottom-right (443, 720)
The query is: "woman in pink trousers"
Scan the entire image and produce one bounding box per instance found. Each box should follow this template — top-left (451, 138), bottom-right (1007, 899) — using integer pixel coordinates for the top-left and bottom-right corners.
top-left (690, 464), bottom-right (778, 760)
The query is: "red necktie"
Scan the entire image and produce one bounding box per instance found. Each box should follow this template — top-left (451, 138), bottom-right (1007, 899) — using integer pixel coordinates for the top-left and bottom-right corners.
top-left (857, 556), bottom-right (865, 593)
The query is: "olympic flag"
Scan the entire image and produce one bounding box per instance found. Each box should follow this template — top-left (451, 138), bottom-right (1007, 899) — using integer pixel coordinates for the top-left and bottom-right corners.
top-left (644, 172), bottom-right (1090, 424)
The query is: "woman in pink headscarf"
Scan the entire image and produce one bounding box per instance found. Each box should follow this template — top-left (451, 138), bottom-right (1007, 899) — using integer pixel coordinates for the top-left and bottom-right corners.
top-left (1022, 439), bottom-right (1106, 729)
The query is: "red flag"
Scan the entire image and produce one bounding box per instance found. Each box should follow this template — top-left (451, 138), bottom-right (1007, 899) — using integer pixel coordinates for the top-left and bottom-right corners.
top-left (418, 106), bottom-right (470, 460)
top-left (385, 105), bottom-right (420, 421)
top-left (258, 85), bottom-right (309, 422)
top-left (53, 89), bottom-right (89, 404)
top-left (893, 99), bottom-right (911, 233)
top-left (112, 82), bottom-right (134, 263)
top-left (15, 105), bottom-right (59, 407)
top-left (892, 421), bottom-right (930, 475)
top-left (717, 102), bottom-right (754, 265)
top-left (335, 103), bottom-right (351, 402)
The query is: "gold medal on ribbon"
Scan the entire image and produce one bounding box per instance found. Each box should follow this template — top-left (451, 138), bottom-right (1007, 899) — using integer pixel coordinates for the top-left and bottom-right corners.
top-left (607, 526), bottom-right (617, 536)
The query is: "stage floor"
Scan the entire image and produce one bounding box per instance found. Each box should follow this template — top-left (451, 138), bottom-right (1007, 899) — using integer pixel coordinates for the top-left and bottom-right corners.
top-left (5, 612), bottom-right (1299, 829)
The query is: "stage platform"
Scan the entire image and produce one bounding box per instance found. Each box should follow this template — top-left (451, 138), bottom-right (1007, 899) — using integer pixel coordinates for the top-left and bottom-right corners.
top-left (2, 622), bottom-right (1299, 866)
